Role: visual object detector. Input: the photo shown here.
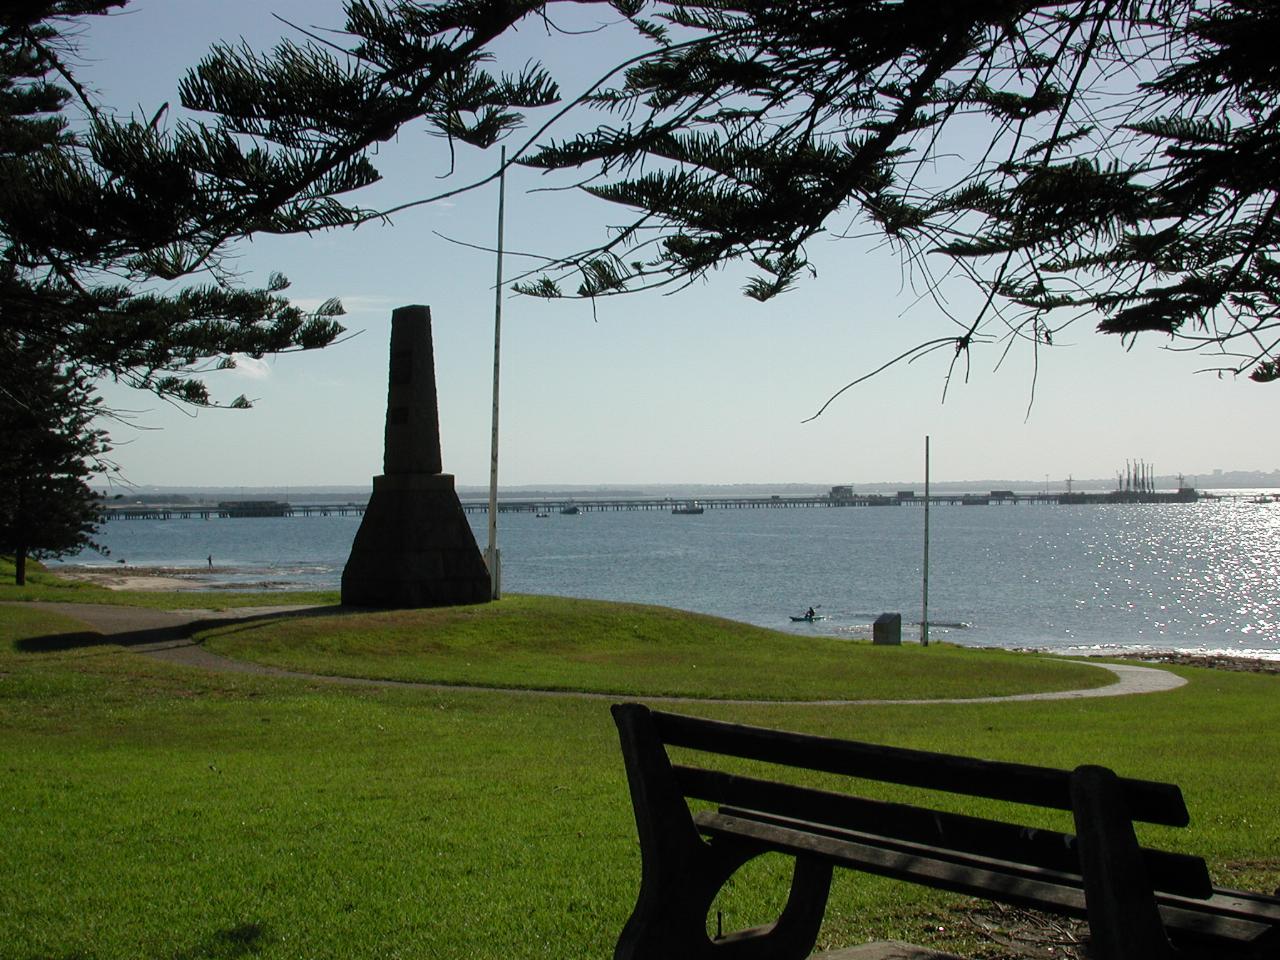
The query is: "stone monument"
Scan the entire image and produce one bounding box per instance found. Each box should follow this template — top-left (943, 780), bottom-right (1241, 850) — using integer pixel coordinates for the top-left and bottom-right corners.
top-left (341, 305), bottom-right (492, 607)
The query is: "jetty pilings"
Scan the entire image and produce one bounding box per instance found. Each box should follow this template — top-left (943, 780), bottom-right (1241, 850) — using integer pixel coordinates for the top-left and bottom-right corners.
top-left (102, 488), bottom-right (1230, 520)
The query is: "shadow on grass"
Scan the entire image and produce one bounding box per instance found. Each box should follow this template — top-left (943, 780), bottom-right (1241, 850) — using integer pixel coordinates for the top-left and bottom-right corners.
top-left (180, 605), bottom-right (352, 649)
top-left (24, 923), bottom-right (270, 960)
top-left (14, 605), bottom-right (348, 655)
top-left (176, 922), bottom-right (270, 960)
top-left (187, 605), bottom-right (348, 634)
top-left (15, 631), bottom-right (107, 653)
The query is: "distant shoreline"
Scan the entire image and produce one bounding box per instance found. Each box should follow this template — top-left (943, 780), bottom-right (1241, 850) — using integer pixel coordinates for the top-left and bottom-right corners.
top-left (90, 480), bottom-right (1280, 503)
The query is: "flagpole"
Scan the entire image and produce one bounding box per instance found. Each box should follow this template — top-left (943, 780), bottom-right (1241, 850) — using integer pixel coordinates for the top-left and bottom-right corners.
top-left (486, 146), bottom-right (506, 599)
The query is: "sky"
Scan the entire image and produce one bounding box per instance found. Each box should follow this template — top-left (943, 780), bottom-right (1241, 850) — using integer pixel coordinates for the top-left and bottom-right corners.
top-left (72, 1), bottom-right (1278, 490)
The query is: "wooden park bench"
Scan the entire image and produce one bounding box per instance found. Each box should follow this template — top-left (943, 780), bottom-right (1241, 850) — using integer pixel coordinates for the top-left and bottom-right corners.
top-left (610, 702), bottom-right (1280, 959)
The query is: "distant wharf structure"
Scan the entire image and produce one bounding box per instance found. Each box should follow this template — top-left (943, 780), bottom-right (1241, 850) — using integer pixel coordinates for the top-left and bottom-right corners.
top-left (103, 484), bottom-right (1234, 521)
top-left (104, 500), bottom-right (367, 520)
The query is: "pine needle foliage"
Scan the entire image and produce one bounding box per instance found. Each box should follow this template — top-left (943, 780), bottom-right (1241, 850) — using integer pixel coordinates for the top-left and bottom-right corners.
top-left (0, 0), bottom-right (586, 411)
top-left (517, 0), bottom-right (1280, 384)
top-left (0, 0), bottom-right (588, 554)
top-left (9, 0), bottom-right (1276, 434)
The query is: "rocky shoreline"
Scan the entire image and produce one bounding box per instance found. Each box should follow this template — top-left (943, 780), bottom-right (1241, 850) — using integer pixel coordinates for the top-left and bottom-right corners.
top-left (1117, 651), bottom-right (1280, 675)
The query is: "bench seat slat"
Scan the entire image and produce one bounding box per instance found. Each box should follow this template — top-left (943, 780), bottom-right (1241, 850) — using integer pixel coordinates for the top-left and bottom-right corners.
top-left (654, 710), bottom-right (1190, 826)
top-left (696, 810), bottom-right (1091, 916)
top-left (697, 811), bottom-right (1277, 951)
top-left (715, 807), bottom-right (1094, 893)
top-left (1156, 901), bottom-right (1279, 953)
top-left (674, 765), bottom-right (1213, 899)
top-left (1158, 888), bottom-right (1280, 923)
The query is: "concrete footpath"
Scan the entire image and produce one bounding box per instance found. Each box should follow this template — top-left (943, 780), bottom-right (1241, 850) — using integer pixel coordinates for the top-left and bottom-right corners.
top-left (19, 602), bottom-right (1188, 704)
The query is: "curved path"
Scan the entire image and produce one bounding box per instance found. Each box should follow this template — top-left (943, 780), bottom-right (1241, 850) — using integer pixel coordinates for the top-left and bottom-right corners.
top-left (26, 602), bottom-right (1187, 705)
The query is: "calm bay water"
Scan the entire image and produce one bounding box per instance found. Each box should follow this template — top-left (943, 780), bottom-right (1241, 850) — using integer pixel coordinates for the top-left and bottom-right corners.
top-left (54, 494), bottom-right (1280, 659)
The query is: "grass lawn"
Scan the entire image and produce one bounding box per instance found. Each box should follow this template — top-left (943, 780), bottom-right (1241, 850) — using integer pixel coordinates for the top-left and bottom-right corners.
top-left (197, 595), bottom-right (1111, 700)
top-left (2, 596), bottom-right (1278, 960)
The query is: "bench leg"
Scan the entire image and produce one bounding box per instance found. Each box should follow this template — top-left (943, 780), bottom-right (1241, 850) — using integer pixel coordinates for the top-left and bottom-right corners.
top-left (710, 846), bottom-right (834, 960)
top-left (613, 703), bottom-right (833, 960)
top-left (615, 830), bottom-right (833, 960)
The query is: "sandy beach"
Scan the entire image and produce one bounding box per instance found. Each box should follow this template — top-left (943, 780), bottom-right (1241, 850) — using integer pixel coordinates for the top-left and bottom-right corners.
top-left (53, 564), bottom-right (225, 592)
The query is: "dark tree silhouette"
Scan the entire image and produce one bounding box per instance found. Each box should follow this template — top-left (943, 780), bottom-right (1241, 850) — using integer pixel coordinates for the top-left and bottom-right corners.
top-left (0, 339), bottom-right (109, 585)
top-left (1, 0), bottom-right (604, 551)
top-left (1, 2), bottom-right (347, 410)
top-left (1, 0), bottom-right (580, 409)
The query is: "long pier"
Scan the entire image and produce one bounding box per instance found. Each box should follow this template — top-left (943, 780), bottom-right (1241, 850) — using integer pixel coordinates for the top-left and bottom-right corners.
top-left (102, 488), bottom-right (1238, 520)
top-left (455, 490), bottom-right (1200, 512)
top-left (461, 493), bottom-right (1061, 513)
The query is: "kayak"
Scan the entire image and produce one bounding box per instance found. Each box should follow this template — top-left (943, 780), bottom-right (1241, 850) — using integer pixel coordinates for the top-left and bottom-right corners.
top-left (789, 615), bottom-right (827, 622)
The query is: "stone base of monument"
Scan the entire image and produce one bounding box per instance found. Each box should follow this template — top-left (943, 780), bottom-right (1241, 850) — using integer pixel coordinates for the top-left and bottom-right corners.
top-left (341, 473), bottom-right (491, 608)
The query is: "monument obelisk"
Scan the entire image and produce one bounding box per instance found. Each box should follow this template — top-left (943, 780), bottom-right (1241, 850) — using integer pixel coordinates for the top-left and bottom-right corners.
top-left (341, 305), bottom-right (491, 607)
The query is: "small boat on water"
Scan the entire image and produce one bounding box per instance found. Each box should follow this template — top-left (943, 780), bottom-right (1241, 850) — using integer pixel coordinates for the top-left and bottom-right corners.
top-left (535, 512), bottom-right (550, 518)
top-left (560, 504), bottom-right (580, 515)
top-left (672, 501), bottom-right (704, 514)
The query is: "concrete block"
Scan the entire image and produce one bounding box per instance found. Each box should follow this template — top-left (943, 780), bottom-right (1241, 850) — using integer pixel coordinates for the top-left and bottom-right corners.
top-left (873, 612), bottom-right (902, 645)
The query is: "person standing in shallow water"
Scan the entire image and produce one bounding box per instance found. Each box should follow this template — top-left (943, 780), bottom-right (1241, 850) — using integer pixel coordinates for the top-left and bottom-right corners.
top-left (207, 555), bottom-right (213, 568)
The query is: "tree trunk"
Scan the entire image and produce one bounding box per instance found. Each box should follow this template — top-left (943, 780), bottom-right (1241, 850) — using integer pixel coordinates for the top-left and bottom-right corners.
top-left (14, 482), bottom-right (27, 585)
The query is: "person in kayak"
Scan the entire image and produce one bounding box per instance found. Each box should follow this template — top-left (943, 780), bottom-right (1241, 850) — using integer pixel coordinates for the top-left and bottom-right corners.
top-left (805, 606), bottom-right (815, 620)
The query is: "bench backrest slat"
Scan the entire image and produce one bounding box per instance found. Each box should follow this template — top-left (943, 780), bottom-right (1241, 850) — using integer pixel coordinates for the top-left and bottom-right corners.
top-left (652, 709), bottom-right (1190, 826)
top-left (675, 765), bottom-right (1213, 899)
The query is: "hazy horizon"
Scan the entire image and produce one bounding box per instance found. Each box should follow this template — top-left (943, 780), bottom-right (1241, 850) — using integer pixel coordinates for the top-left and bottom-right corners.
top-left (95, 466), bottom-right (1280, 498)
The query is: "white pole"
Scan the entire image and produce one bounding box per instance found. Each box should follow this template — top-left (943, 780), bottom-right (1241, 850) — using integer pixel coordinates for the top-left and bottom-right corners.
top-left (922, 435), bottom-right (930, 647)
top-left (486, 147), bottom-right (506, 599)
